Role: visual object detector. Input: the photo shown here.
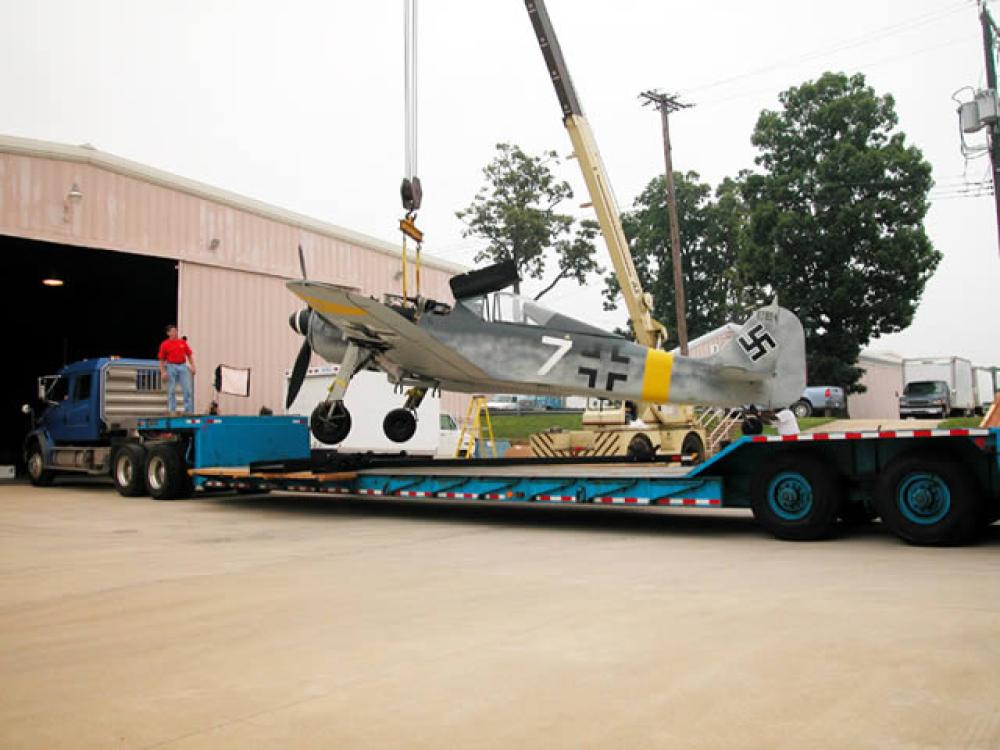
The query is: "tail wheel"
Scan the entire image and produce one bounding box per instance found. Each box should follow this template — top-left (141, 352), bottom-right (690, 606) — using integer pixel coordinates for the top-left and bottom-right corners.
top-left (681, 432), bottom-right (705, 464)
top-left (144, 444), bottom-right (193, 500)
top-left (875, 451), bottom-right (983, 546)
top-left (626, 434), bottom-right (655, 462)
top-left (751, 453), bottom-right (841, 541)
top-left (310, 402), bottom-right (352, 445)
top-left (26, 443), bottom-right (54, 487)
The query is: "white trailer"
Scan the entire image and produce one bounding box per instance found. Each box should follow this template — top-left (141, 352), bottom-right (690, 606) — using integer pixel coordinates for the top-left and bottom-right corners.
top-left (975, 366), bottom-right (998, 414)
top-left (285, 365), bottom-right (458, 456)
top-left (901, 357), bottom-right (976, 417)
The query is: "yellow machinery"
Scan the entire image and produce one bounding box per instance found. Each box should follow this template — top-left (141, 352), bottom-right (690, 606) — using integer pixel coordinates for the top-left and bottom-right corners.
top-left (524, 1), bottom-right (707, 461)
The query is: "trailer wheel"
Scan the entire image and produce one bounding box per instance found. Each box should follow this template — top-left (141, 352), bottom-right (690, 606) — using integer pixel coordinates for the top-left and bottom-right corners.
top-left (26, 442), bottom-right (54, 487)
top-left (751, 454), bottom-right (841, 541)
top-left (875, 452), bottom-right (983, 546)
top-left (112, 443), bottom-right (147, 497)
top-left (144, 445), bottom-right (193, 500)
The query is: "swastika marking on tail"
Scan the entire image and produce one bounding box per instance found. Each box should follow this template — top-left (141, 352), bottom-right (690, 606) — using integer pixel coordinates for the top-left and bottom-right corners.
top-left (738, 324), bottom-right (777, 362)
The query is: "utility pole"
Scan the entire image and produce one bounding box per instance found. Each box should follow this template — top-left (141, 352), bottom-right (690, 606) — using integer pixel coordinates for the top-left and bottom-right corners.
top-left (640, 90), bottom-right (693, 354)
top-left (980, 2), bottom-right (1000, 255)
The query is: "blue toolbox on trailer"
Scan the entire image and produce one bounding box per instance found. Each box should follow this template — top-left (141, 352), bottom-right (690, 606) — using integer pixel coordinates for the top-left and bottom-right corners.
top-left (137, 415), bottom-right (311, 471)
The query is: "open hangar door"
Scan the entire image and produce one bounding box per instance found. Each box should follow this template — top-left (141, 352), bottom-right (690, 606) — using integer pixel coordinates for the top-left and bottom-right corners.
top-left (0, 235), bottom-right (177, 471)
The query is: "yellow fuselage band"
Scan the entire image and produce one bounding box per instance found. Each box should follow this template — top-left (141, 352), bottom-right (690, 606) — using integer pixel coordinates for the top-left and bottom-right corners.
top-left (640, 349), bottom-right (674, 403)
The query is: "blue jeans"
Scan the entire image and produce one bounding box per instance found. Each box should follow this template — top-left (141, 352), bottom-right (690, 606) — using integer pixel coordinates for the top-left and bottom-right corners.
top-left (165, 363), bottom-right (193, 413)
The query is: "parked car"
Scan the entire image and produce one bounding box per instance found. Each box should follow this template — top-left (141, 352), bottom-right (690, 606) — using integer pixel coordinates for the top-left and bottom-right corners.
top-left (790, 386), bottom-right (846, 418)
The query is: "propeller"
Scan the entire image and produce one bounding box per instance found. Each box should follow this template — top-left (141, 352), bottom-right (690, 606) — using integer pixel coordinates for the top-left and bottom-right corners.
top-left (286, 244), bottom-right (312, 409)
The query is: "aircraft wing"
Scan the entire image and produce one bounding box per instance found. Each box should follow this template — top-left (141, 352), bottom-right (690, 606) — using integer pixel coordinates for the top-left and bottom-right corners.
top-left (287, 281), bottom-right (488, 383)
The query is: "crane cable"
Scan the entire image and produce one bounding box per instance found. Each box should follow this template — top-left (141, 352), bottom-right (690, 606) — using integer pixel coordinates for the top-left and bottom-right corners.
top-left (399, 0), bottom-right (423, 302)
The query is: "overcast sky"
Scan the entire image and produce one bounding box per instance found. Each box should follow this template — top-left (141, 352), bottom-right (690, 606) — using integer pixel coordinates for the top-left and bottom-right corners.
top-left (2, 0), bottom-right (997, 365)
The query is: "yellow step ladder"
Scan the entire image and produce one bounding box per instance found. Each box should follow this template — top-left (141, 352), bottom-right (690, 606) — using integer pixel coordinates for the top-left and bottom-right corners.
top-left (455, 395), bottom-right (497, 459)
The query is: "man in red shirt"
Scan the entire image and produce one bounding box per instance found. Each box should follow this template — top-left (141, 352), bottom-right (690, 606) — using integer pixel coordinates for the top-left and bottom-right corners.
top-left (158, 324), bottom-right (196, 415)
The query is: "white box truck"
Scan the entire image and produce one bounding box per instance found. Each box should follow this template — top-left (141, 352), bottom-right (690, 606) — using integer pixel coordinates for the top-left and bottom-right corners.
top-left (900, 357), bottom-right (976, 418)
top-left (285, 365), bottom-right (459, 456)
top-left (974, 366), bottom-right (998, 414)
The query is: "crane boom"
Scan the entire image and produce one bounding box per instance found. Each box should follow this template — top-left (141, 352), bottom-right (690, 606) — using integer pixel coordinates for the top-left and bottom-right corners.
top-left (524, 0), bottom-right (668, 350)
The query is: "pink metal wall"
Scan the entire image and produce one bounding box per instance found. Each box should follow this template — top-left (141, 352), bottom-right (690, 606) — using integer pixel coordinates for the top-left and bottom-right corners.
top-left (0, 137), bottom-right (469, 419)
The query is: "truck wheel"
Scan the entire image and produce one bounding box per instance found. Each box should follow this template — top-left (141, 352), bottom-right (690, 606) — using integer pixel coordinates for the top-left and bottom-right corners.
top-left (681, 432), bottom-right (705, 464)
top-left (112, 443), bottom-right (147, 497)
top-left (751, 454), bottom-right (841, 541)
top-left (875, 452), bottom-right (983, 546)
top-left (791, 399), bottom-right (813, 419)
top-left (144, 445), bottom-right (193, 500)
top-left (626, 434), bottom-right (655, 462)
top-left (26, 442), bottom-right (54, 487)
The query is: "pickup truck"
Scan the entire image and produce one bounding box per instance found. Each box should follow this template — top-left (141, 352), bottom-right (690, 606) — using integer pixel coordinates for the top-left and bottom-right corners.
top-left (790, 386), bottom-right (846, 418)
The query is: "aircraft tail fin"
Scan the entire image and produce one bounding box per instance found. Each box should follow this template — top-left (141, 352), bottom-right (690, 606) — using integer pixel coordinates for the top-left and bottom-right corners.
top-left (701, 301), bottom-right (807, 409)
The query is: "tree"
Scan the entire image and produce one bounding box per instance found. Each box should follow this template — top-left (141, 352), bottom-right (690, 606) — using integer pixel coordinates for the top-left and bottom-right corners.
top-left (742, 72), bottom-right (940, 391)
top-left (456, 142), bottom-right (600, 298)
top-left (603, 171), bottom-right (752, 349)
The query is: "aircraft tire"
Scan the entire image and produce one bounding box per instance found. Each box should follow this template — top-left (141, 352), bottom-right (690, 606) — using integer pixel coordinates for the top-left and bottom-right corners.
top-left (383, 408), bottom-right (417, 443)
top-left (310, 402), bottom-right (352, 445)
top-left (874, 451), bottom-right (983, 546)
top-left (750, 453), bottom-right (841, 541)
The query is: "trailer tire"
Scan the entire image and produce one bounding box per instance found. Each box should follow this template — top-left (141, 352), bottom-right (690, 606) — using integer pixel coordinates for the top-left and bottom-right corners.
top-left (144, 444), bottom-right (193, 500)
top-left (875, 451), bottom-right (983, 546)
top-left (26, 441), bottom-right (55, 487)
top-left (751, 454), bottom-right (841, 541)
top-left (112, 443), bottom-right (147, 497)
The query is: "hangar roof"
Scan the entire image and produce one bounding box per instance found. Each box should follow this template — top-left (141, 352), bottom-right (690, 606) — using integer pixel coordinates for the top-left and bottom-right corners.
top-left (0, 134), bottom-right (465, 274)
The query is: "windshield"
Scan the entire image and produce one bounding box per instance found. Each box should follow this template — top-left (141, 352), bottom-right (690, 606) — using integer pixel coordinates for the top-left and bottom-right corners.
top-left (460, 292), bottom-right (557, 326)
top-left (904, 381), bottom-right (947, 396)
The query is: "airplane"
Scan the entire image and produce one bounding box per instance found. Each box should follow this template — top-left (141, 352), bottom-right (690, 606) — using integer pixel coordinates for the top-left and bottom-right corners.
top-left (285, 258), bottom-right (807, 446)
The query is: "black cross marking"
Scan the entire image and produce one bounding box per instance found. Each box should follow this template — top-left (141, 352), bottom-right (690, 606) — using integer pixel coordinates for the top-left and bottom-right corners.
top-left (738, 324), bottom-right (777, 362)
top-left (578, 345), bottom-right (631, 392)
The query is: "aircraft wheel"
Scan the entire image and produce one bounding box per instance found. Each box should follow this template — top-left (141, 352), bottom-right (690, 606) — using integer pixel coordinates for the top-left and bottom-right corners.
top-left (626, 434), bottom-right (655, 462)
top-left (310, 401), bottom-right (352, 445)
top-left (384, 408), bottom-right (417, 443)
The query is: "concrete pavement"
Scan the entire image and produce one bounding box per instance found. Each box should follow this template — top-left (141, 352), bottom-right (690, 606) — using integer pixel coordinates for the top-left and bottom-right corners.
top-left (1, 481), bottom-right (998, 749)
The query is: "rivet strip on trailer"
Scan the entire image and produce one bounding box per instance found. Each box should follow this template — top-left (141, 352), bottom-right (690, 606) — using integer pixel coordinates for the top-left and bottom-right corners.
top-left (750, 428), bottom-right (989, 443)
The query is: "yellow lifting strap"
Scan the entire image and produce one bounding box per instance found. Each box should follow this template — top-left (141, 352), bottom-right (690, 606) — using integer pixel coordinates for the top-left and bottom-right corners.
top-left (399, 215), bottom-right (424, 300)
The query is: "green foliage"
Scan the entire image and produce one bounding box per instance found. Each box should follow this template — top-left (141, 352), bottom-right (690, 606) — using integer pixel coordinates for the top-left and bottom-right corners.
top-left (456, 143), bottom-right (600, 298)
top-left (742, 72), bottom-right (940, 392)
top-left (604, 171), bottom-right (752, 349)
top-left (489, 412), bottom-right (582, 441)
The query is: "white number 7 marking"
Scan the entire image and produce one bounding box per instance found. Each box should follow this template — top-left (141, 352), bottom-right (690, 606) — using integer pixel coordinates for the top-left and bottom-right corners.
top-left (538, 336), bottom-right (572, 376)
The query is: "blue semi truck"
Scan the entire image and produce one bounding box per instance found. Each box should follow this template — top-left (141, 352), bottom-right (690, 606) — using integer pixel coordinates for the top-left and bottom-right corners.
top-left (22, 358), bottom-right (310, 498)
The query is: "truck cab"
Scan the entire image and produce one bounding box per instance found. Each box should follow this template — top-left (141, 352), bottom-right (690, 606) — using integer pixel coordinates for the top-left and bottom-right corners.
top-left (899, 380), bottom-right (951, 419)
top-left (23, 358), bottom-right (184, 485)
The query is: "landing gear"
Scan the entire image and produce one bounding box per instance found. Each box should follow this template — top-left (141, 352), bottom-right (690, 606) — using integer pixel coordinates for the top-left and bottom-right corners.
top-left (311, 401), bottom-right (352, 445)
top-left (384, 409), bottom-right (417, 443)
top-left (382, 387), bottom-right (427, 443)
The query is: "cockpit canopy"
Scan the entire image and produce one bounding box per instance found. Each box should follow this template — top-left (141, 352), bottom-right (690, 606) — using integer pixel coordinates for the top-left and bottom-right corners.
top-left (460, 292), bottom-right (558, 327)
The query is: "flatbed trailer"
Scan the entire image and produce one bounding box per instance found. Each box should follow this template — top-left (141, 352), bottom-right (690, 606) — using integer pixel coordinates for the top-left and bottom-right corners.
top-left (186, 426), bottom-right (1000, 546)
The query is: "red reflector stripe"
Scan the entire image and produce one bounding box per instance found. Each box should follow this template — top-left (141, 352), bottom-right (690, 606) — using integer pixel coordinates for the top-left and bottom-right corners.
top-left (781, 435), bottom-right (797, 442)
top-left (752, 436), bottom-right (767, 443)
top-left (949, 429), bottom-right (969, 436)
top-left (878, 431), bottom-right (896, 439)
top-left (812, 433), bottom-right (830, 440)
top-left (845, 432), bottom-right (862, 440)
top-left (914, 430), bottom-right (932, 438)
